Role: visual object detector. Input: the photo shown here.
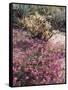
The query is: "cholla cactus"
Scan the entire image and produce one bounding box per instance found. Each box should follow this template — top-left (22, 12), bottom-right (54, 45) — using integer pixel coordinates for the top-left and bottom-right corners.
top-left (19, 12), bottom-right (53, 41)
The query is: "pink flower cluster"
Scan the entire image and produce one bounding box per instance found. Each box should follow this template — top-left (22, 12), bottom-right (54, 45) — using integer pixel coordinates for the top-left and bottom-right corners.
top-left (12, 29), bottom-right (65, 86)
